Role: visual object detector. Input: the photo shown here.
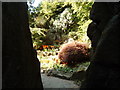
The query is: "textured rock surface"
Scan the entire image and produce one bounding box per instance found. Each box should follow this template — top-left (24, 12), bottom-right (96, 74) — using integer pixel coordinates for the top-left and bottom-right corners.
top-left (2, 2), bottom-right (43, 88)
top-left (81, 2), bottom-right (120, 89)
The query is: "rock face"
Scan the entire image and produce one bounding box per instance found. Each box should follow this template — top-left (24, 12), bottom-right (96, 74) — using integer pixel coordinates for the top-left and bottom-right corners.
top-left (2, 3), bottom-right (43, 88)
top-left (81, 2), bottom-right (120, 89)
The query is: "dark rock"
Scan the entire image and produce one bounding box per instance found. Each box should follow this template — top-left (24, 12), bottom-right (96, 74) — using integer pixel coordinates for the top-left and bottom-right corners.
top-left (81, 2), bottom-right (120, 89)
top-left (70, 70), bottom-right (86, 81)
top-left (2, 2), bottom-right (43, 88)
top-left (45, 69), bottom-right (71, 80)
top-left (87, 2), bottom-right (114, 53)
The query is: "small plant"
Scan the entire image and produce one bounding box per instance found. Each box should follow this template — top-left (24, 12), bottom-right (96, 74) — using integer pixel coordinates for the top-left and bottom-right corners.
top-left (58, 41), bottom-right (90, 67)
top-left (53, 63), bottom-right (76, 73)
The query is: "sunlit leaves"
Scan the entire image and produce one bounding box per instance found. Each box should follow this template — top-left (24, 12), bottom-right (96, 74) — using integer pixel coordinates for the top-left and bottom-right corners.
top-left (28, 0), bottom-right (94, 47)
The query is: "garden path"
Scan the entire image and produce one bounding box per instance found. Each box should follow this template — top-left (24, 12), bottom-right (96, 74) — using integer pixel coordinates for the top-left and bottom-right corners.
top-left (41, 74), bottom-right (80, 89)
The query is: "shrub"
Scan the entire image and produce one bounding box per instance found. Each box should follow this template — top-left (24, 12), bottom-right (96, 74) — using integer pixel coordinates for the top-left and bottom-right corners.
top-left (58, 41), bottom-right (90, 67)
top-left (30, 28), bottom-right (47, 49)
top-left (68, 32), bottom-right (79, 40)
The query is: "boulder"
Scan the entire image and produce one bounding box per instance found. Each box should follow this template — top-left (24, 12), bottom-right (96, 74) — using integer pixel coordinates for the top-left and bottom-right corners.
top-left (81, 2), bottom-right (120, 89)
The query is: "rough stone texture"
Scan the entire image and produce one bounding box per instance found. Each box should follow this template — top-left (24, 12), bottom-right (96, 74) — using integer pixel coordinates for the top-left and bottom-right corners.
top-left (2, 3), bottom-right (43, 88)
top-left (81, 2), bottom-right (120, 89)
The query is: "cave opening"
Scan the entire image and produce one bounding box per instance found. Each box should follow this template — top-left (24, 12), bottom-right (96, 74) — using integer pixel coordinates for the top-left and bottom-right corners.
top-left (27, 0), bottom-right (93, 88)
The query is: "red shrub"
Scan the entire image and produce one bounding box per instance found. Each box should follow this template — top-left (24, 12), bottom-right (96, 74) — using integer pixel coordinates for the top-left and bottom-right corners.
top-left (58, 41), bottom-right (90, 67)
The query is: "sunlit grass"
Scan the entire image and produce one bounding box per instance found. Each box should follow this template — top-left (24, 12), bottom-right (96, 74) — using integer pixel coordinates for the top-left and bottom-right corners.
top-left (37, 48), bottom-right (90, 73)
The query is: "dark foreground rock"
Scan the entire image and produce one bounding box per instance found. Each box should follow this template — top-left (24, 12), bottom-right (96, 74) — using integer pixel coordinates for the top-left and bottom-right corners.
top-left (2, 2), bottom-right (43, 88)
top-left (81, 2), bottom-right (120, 89)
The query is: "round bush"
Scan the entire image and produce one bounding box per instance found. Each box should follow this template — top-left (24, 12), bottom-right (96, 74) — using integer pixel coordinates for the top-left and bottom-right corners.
top-left (58, 41), bottom-right (90, 67)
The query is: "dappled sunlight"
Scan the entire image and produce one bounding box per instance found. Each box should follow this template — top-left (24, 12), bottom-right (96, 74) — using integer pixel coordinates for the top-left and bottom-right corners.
top-left (37, 48), bottom-right (60, 70)
top-left (36, 42), bottom-right (90, 87)
top-left (28, 0), bottom-right (93, 87)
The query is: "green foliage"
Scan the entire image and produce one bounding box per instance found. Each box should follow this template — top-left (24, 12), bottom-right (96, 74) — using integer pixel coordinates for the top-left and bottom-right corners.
top-left (30, 28), bottom-right (47, 49)
top-left (68, 31), bottom-right (79, 40)
top-left (53, 62), bottom-right (90, 73)
top-left (28, 0), bottom-right (94, 47)
top-left (53, 63), bottom-right (76, 73)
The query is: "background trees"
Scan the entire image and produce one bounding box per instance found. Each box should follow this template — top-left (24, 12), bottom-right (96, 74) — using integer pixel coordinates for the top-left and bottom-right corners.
top-left (28, 0), bottom-right (93, 49)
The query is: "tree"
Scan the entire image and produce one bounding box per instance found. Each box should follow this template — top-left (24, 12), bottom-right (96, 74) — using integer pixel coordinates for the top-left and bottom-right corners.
top-left (28, 0), bottom-right (93, 48)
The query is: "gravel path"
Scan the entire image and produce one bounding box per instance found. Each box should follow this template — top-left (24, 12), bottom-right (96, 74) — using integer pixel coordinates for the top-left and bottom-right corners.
top-left (41, 74), bottom-right (80, 89)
